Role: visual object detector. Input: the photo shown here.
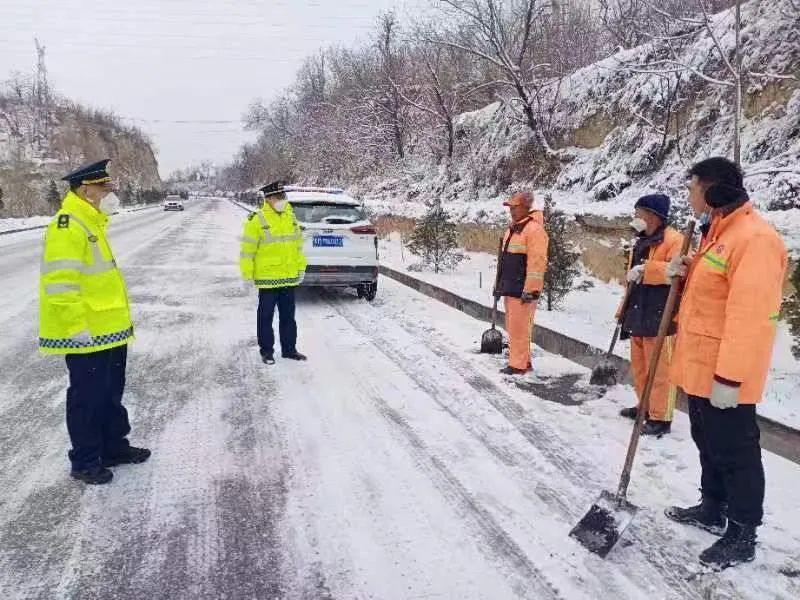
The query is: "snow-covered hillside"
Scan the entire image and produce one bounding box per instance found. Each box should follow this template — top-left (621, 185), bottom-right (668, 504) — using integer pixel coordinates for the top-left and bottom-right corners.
top-left (354, 0), bottom-right (800, 250)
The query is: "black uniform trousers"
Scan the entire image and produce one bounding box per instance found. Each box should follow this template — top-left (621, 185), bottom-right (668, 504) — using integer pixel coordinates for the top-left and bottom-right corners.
top-left (257, 287), bottom-right (297, 357)
top-left (688, 394), bottom-right (764, 526)
top-left (65, 345), bottom-right (131, 471)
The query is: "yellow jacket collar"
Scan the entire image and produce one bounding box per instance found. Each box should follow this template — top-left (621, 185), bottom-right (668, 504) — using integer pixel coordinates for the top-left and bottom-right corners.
top-left (62, 191), bottom-right (109, 230)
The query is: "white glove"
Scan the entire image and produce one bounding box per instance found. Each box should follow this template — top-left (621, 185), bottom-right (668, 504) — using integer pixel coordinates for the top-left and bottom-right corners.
top-left (626, 265), bottom-right (645, 284)
top-left (710, 380), bottom-right (740, 410)
top-left (298, 271), bottom-right (305, 284)
top-left (666, 255), bottom-right (689, 280)
top-left (72, 331), bottom-right (92, 345)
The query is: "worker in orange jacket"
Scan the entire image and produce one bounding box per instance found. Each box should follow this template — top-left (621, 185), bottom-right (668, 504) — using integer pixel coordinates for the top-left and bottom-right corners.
top-left (665, 157), bottom-right (787, 570)
top-left (495, 191), bottom-right (549, 375)
top-left (617, 194), bottom-right (684, 437)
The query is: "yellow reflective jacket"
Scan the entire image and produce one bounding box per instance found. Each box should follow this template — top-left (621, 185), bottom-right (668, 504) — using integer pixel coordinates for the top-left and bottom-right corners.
top-left (39, 191), bottom-right (134, 354)
top-left (240, 202), bottom-right (307, 289)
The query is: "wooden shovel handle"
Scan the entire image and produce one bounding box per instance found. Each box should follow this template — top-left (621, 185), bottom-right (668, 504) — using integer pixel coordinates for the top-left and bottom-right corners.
top-left (616, 220), bottom-right (695, 500)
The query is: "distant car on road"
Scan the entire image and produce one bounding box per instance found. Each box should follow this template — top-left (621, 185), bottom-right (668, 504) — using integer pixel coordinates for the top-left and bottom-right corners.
top-left (286, 186), bottom-right (379, 301)
top-left (163, 195), bottom-right (184, 211)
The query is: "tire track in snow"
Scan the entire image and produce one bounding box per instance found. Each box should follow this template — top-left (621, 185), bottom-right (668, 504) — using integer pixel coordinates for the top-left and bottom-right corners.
top-left (327, 291), bottom-right (701, 600)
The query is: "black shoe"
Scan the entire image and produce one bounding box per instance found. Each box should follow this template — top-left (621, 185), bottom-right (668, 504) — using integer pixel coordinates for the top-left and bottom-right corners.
top-left (282, 351), bottom-right (307, 361)
top-left (665, 497), bottom-right (727, 536)
top-left (103, 446), bottom-right (151, 468)
top-left (699, 521), bottom-right (757, 570)
top-left (619, 406), bottom-right (638, 420)
top-left (642, 419), bottom-right (671, 437)
top-left (261, 353), bottom-right (275, 365)
top-left (500, 366), bottom-right (528, 376)
top-left (70, 464), bottom-right (113, 485)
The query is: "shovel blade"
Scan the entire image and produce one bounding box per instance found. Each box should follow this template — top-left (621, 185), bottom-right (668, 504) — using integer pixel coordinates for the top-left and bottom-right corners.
top-left (480, 328), bottom-right (503, 354)
top-left (569, 490), bottom-right (638, 557)
top-left (589, 361), bottom-right (618, 386)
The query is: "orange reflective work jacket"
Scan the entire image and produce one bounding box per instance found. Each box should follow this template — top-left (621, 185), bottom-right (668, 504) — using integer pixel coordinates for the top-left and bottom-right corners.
top-left (496, 210), bottom-right (549, 297)
top-left (620, 226), bottom-right (684, 339)
top-left (670, 202), bottom-right (787, 403)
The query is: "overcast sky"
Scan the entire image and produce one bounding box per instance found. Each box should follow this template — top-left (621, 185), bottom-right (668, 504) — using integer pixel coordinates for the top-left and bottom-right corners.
top-left (0, 0), bottom-right (428, 177)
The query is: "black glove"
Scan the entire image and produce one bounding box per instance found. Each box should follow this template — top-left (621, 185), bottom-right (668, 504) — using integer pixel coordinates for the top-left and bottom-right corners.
top-left (520, 291), bottom-right (539, 304)
top-left (493, 289), bottom-right (502, 299)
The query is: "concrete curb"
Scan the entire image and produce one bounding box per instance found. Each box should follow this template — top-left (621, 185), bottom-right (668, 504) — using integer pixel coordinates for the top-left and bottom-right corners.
top-left (379, 264), bottom-right (800, 464)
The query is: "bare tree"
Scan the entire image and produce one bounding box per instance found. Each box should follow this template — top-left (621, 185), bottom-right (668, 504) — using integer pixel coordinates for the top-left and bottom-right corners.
top-left (617, 0), bottom-right (796, 166)
top-left (428, 0), bottom-right (573, 160)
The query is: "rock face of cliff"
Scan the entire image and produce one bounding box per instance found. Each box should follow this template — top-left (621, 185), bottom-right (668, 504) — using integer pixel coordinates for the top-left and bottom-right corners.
top-left (0, 97), bottom-right (161, 217)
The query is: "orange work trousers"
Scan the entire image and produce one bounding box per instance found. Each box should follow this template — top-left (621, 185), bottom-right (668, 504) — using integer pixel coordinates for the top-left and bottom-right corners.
top-left (630, 335), bottom-right (677, 422)
top-left (504, 296), bottom-right (536, 370)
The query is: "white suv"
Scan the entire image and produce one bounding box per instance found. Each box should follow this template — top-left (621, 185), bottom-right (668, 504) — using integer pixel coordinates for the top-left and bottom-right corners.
top-left (286, 186), bottom-right (379, 301)
top-left (163, 195), bottom-right (184, 211)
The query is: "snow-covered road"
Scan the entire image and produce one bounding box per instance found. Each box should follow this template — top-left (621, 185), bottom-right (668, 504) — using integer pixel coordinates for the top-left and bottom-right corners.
top-left (1, 199), bottom-right (798, 600)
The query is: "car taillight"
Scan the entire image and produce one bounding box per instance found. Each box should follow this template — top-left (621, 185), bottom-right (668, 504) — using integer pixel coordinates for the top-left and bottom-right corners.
top-left (351, 225), bottom-right (377, 235)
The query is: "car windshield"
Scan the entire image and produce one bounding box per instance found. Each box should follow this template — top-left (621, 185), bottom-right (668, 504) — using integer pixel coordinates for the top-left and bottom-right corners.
top-left (290, 202), bottom-right (365, 225)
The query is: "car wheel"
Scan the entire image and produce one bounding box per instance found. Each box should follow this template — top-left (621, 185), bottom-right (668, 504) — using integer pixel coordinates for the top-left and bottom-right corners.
top-left (362, 282), bottom-right (377, 302)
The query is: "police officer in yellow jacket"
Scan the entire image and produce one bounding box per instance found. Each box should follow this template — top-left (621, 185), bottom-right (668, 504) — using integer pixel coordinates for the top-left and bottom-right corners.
top-left (40, 160), bottom-right (150, 485)
top-left (240, 181), bottom-right (308, 365)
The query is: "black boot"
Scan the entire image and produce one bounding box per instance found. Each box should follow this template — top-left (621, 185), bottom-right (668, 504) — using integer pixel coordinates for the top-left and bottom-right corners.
top-left (699, 521), bottom-right (757, 570)
top-left (103, 446), bottom-right (151, 468)
top-left (282, 351), bottom-right (307, 361)
top-left (71, 464), bottom-right (113, 485)
top-left (500, 366), bottom-right (528, 376)
top-left (261, 353), bottom-right (275, 365)
top-left (642, 420), bottom-right (671, 437)
top-left (619, 406), bottom-right (638, 420)
top-left (665, 497), bottom-right (727, 536)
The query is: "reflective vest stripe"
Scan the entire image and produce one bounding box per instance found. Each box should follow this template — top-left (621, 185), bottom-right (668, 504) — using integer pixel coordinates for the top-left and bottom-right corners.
top-left (262, 231), bottom-right (302, 244)
top-left (240, 235), bottom-right (258, 244)
top-left (240, 252), bottom-right (255, 259)
top-left (65, 213), bottom-right (117, 274)
top-left (39, 326), bottom-right (134, 350)
top-left (526, 272), bottom-right (545, 280)
top-left (254, 276), bottom-right (301, 287)
top-left (45, 283), bottom-right (80, 295)
top-left (41, 259), bottom-right (85, 274)
top-left (257, 212), bottom-right (268, 229)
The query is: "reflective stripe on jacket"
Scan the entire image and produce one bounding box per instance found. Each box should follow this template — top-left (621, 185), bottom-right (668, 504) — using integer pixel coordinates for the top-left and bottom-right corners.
top-left (670, 202), bottom-right (787, 403)
top-left (240, 203), bottom-right (307, 289)
top-left (39, 191), bottom-right (134, 354)
top-left (621, 226), bottom-right (684, 339)
top-left (497, 210), bottom-right (548, 298)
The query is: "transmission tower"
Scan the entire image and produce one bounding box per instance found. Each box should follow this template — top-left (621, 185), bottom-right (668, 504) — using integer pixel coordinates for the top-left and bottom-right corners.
top-left (34, 37), bottom-right (51, 155)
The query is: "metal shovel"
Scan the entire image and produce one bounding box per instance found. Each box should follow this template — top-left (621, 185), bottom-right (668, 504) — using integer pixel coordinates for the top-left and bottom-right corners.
top-left (570, 220), bottom-right (694, 557)
top-left (480, 237), bottom-right (508, 354)
top-left (589, 282), bottom-right (634, 386)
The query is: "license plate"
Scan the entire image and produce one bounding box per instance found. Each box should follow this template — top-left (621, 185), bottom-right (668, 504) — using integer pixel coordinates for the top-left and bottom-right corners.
top-left (313, 236), bottom-right (344, 247)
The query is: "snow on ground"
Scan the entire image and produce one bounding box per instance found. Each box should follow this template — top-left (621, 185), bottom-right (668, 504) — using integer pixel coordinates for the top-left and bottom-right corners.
top-left (0, 215), bottom-right (52, 233)
top-left (1, 199), bottom-right (798, 599)
top-left (379, 233), bottom-right (800, 431)
top-left (0, 203), bottom-right (164, 234)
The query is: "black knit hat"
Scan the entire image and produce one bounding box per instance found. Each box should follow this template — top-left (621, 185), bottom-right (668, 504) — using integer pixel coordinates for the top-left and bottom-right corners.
top-left (635, 193), bottom-right (670, 221)
top-left (688, 157), bottom-right (749, 208)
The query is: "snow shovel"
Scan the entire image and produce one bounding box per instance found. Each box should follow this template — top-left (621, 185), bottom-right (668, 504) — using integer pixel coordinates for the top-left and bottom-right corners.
top-left (480, 238), bottom-right (507, 354)
top-left (589, 282), bottom-right (634, 386)
top-left (570, 220), bottom-right (695, 557)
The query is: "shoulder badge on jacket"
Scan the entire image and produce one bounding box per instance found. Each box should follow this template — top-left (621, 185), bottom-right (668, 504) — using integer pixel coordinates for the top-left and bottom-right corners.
top-left (57, 214), bottom-right (70, 229)
top-left (248, 212), bottom-right (255, 221)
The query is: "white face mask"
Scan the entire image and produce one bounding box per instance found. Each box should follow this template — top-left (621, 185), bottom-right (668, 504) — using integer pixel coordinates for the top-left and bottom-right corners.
top-left (630, 217), bottom-right (647, 233)
top-left (99, 192), bottom-right (121, 215)
top-left (272, 200), bottom-right (287, 212)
